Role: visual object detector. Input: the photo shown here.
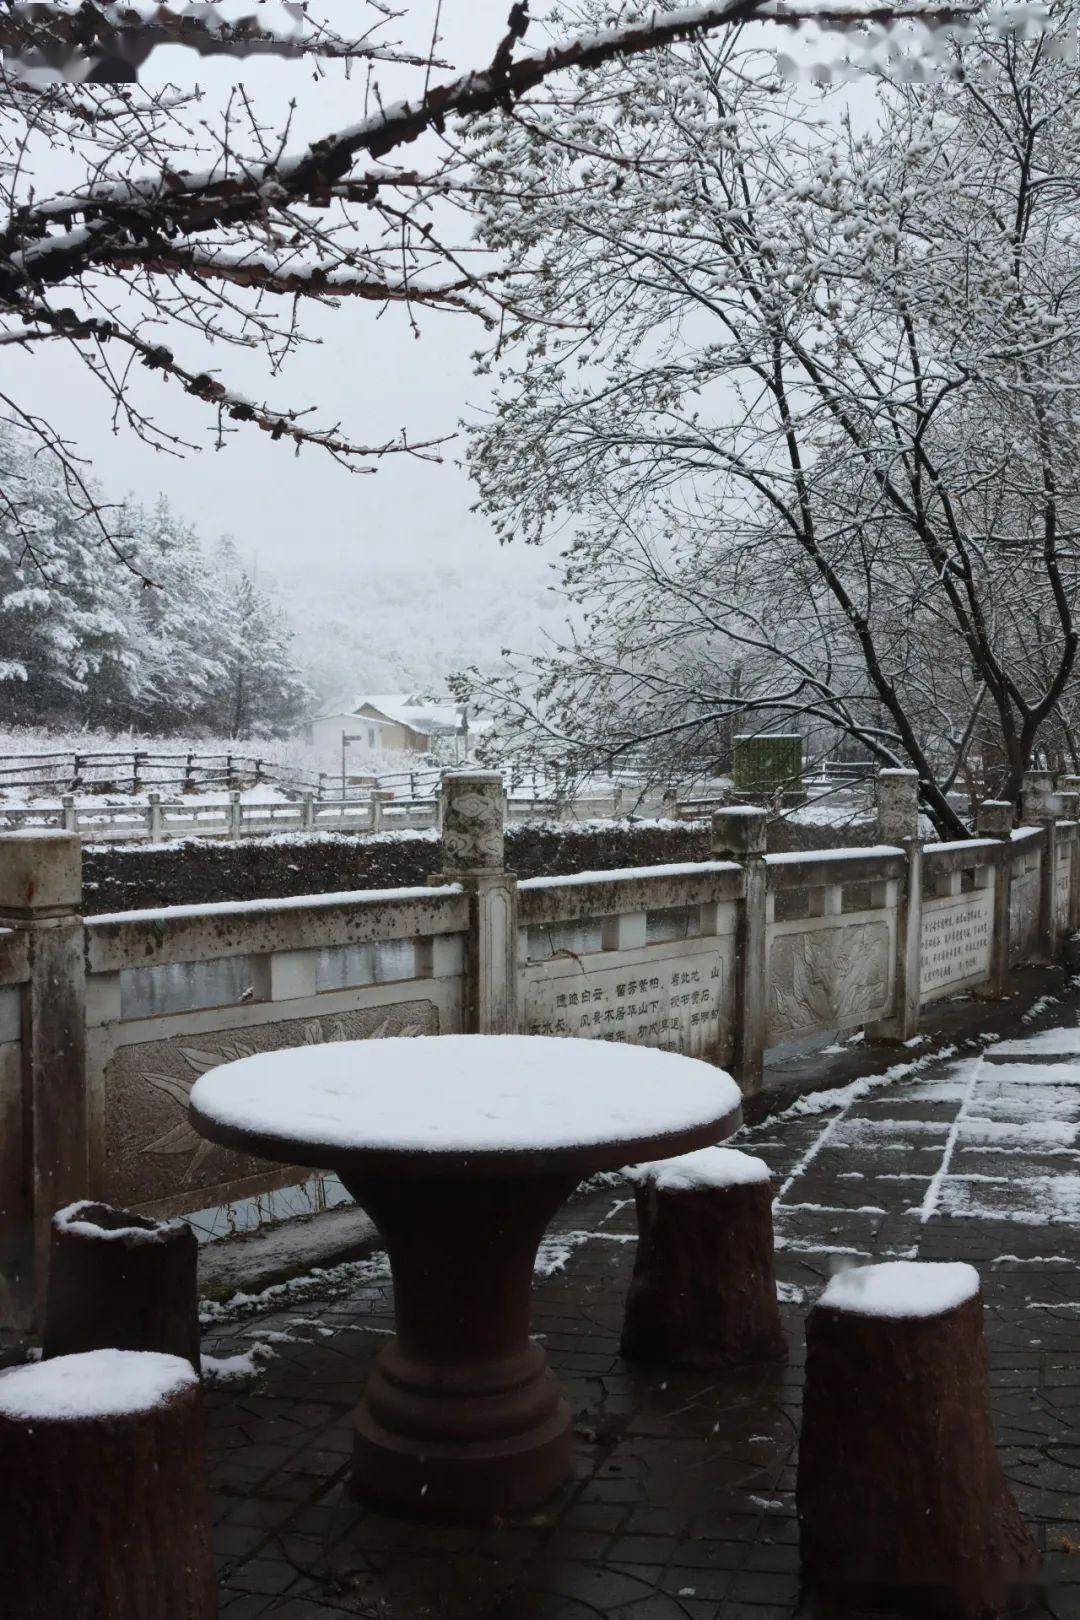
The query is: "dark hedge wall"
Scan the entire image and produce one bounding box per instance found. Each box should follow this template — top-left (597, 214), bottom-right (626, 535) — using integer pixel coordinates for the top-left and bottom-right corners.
top-left (82, 815), bottom-right (878, 914)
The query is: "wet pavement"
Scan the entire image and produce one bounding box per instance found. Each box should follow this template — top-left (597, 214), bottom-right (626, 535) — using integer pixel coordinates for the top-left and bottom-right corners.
top-left (204, 1006), bottom-right (1080, 1619)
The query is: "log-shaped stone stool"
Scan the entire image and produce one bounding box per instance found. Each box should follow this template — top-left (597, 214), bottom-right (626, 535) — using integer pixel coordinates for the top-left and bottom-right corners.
top-left (43, 1201), bottom-right (200, 1370)
top-left (621, 1146), bottom-right (785, 1368)
top-left (797, 1260), bottom-right (1039, 1618)
top-left (0, 1349), bottom-right (217, 1619)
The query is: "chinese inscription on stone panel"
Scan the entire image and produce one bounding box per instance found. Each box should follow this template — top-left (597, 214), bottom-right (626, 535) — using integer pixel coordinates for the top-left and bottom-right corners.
top-left (920, 891), bottom-right (992, 995)
top-left (524, 949), bottom-right (729, 1059)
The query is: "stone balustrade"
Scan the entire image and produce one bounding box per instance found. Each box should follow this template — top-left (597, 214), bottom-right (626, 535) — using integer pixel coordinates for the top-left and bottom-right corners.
top-left (1, 767), bottom-right (1077, 1344)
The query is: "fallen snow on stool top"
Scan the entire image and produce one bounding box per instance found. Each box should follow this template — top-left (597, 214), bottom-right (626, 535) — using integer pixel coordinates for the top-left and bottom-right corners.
top-left (53, 1200), bottom-right (181, 1245)
top-left (189, 1035), bottom-right (741, 1157)
top-left (820, 1261), bottom-right (979, 1319)
top-left (0, 1349), bottom-right (196, 1421)
top-left (626, 1146), bottom-right (769, 1192)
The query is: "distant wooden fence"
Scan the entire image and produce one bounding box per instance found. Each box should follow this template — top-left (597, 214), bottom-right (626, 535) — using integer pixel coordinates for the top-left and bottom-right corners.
top-left (0, 750), bottom-right (648, 811)
top-left (0, 787), bottom-right (634, 844)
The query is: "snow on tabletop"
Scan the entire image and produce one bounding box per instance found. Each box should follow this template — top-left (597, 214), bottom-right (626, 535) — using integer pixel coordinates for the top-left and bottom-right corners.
top-left (53, 1200), bottom-right (180, 1245)
top-left (819, 1261), bottom-right (979, 1320)
top-left (625, 1146), bottom-right (769, 1192)
top-left (0, 1349), bottom-right (196, 1421)
top-left (189, 1035), bottom-right (741, 1157)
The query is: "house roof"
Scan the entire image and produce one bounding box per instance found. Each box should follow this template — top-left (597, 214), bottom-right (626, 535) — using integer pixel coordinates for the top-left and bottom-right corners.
top-left (358, 695), bottom-right (464, 733)
top-left (314, 693), bottom-right (466, 734)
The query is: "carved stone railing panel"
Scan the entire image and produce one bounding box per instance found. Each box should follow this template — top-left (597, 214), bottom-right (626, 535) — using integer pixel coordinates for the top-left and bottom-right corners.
top-left (767, 914), bottom-right (893, 1043)
top-left (1056, 845), bottom-right (1073, 934)
top-left (99, 997), bottom-right (440, 1218)
top-left (1009, 859), bottom-right (1041, 965)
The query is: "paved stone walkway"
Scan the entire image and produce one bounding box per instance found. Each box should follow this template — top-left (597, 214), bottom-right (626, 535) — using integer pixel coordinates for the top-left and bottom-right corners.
top-left (204, 1014), bottom-right (1080, 1619)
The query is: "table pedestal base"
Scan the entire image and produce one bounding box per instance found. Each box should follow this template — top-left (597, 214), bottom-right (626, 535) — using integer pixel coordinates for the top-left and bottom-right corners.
top-left (353, 1346), bottom-right (571, 1521)
top-left (341, 1168), bottom-right (580, 1523)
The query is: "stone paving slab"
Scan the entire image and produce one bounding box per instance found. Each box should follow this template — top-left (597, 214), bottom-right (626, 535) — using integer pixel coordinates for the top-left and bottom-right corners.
top-left (202, 1013), bottom-right (1080, 1619)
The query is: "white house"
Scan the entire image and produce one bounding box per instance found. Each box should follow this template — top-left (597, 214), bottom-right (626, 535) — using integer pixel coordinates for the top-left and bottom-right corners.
top-left (302, 694), bottom-right (491, 763)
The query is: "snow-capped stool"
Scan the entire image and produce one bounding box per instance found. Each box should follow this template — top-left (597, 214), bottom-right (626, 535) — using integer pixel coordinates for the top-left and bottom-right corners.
top-left (620, 1147), bottom-right (785, 1368)
top-left (797, 1261), bottom-right (1039, 1619)
top-left (43, 1201), bottom-right (200, 1371)
top-left (0, 1349), bottom-right (216, 1620)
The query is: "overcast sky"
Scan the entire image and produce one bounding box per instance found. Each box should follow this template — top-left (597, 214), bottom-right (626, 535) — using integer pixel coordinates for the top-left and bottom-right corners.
top-left (15, 3), bottom-right (543, 583)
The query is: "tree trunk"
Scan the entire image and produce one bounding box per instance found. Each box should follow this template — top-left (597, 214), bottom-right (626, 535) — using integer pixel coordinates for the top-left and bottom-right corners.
top-left (798, 1289), bottom-right (1038, 1617)
top-left (621, 1174), bottom-right (786, 1369)
top-left (43, 1202), bottom-right (200, 1371)
top-left (0, 1354), bottom-right (217, 1620)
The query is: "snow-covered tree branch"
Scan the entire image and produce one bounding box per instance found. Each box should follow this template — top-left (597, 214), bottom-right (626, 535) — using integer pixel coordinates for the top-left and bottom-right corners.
top-left (0, 0), bottom-right (976, 567)
top-left (464, 3), bottom-right (1080, 835)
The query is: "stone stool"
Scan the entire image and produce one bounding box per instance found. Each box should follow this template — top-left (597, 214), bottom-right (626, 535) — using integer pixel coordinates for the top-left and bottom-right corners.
top-left (44, 1201), bottom-right (200, 1370)
top-left (0, 1348), bottom-right (217, 1619)
top-left (797, 1260), bottom-right (1039, 1618)
top-left (620, 1146), bottom-right (786, 1368)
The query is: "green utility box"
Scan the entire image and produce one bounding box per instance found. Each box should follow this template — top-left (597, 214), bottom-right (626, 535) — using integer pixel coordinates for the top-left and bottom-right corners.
top-left (732, 734), bottom-right (805, 803)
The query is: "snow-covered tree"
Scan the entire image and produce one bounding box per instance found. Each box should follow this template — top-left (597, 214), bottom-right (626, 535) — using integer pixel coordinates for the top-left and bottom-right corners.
top-left (199, 539), bottom-right (310, 738)
top-left (123, 497), bottom-right (231, 730)
top-left (0, 429), bottom-right (308, 733)
top-left (0, 0), bottom-right (976, 569)
top-left (0, 427), bottom-right (133, 723)
top-left (465, 9), bottom-right (1080, 835)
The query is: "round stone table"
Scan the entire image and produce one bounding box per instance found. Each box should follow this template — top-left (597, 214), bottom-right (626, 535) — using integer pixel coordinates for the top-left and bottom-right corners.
top-left (189, 1034), bottom-right (741, 1522)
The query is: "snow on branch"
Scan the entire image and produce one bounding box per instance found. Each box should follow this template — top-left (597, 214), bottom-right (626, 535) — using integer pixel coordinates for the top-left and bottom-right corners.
top-left (0, 2), bottom-right (440, 80)
top-left (0, 0), bottom-right (980, 299)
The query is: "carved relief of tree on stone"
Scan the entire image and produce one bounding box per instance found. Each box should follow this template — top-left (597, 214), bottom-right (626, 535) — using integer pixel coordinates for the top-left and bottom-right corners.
top-left (768, 923), bottom-right (889, 1040)
top-left (104, 1003), bottom-right (436, 1208)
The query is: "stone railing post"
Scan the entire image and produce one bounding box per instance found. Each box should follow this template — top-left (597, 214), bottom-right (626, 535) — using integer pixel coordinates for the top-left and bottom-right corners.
top-left (60, 794), bottom-right (76, 834)
top-left (370, 789), bottom-right (392, 835)
top-left (0, 833), bottom-right (87, 1333)
top-left (869, 768), bottom-right (922, 1042)
top-left (1022, 770), bottom-right (1059, 961)
top-left (302, 791), bottom-right (315, 833)
top-left (711, 806), bottom-right (767, 1095)
top-left (228, 790), bottom-right (242, 840)
top-left (431, 771), bottom-right (517, 1034)
top-left (147, 791), bottom-right (163, 843)
top-left (1057, 776), bottom-right (1080, 932)
top-left (976, 800), bottom-right (1014, 996)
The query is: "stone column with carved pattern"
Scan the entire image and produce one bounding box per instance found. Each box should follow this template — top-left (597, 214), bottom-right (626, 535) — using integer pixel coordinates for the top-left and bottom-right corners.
top-left (868, 768), bottom-right (922, 1043)
top-left (1021, 770), bottom-right (1060, 962)
top-left (976, 799), bottom-right (1014, 996)
top-left (0, 832), bottom-right (87, 1339)
top-left (711, 807), bottom-right (767, 1094)
top-left (431, 771), bottom-right (517, 1034)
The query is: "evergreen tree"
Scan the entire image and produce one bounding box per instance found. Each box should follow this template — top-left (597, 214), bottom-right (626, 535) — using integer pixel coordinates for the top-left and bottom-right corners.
top-left (0, 429), bottom-right (309, 737)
